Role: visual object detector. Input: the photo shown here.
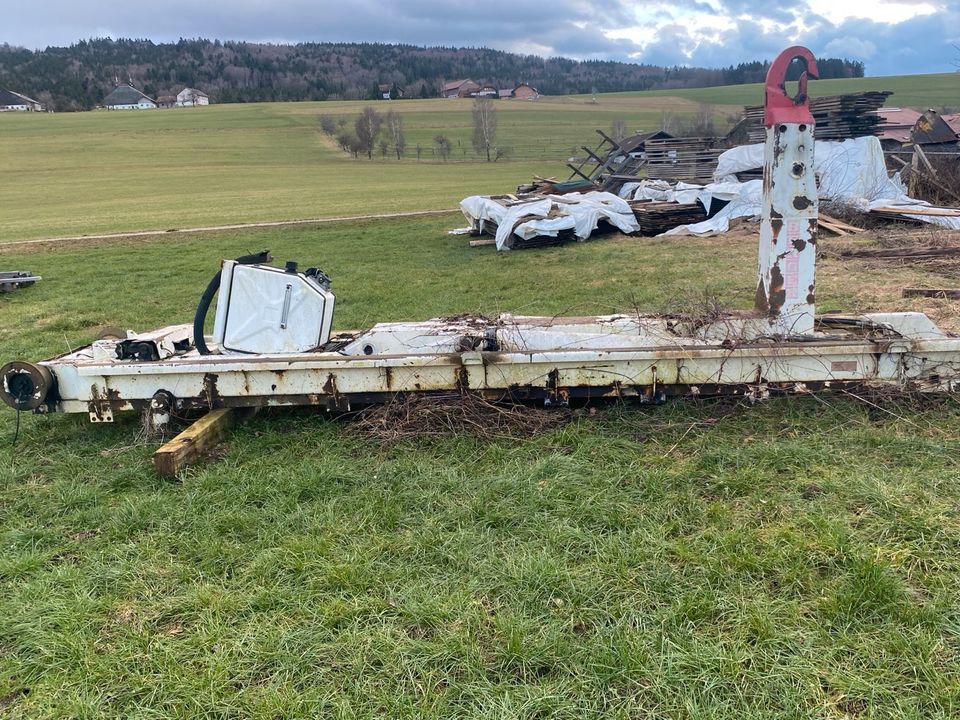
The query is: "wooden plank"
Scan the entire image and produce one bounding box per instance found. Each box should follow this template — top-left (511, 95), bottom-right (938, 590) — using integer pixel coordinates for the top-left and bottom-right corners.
top-left (154, 408), bottom-right (238, 478)
top-left (566, 163), bottom-right (592, 181)
top-left (903, 288), bottom-right (960, 299)
top-left (870, 206), bottom-right (960, 217)
top-left (818, 214), bottom-right (864, 233)
top-left (469, 238), bottom-right (496, 247)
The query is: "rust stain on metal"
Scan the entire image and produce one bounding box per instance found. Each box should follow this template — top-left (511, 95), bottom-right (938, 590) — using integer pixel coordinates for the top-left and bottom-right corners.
top-left (768, 263), bottom-right (786, 316)
top-left (806, 284), bottom-right (816, 305)
top-left (203, 373), bottom-right (220, 409)
top-left (454, 366), bottom-right (469, 393)
top-left (792, 195), bottom-right (813, 211)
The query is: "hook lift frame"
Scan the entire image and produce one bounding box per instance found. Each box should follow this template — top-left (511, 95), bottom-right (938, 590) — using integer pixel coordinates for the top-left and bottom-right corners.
top-left (3, 47), bottom-right (960, 447)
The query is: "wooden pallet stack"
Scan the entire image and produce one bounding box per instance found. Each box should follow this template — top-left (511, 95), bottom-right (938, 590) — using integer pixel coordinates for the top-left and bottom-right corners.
top-left (644, 138), bottom-right (721, 183)
top-left (629, 200), bottom-right (707, 235)
top-left (741, 91), bottom-right (892, 143)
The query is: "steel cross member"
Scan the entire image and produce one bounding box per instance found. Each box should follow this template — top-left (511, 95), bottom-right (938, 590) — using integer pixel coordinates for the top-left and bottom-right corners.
top-left (755, 46), bottom-right (820, 335)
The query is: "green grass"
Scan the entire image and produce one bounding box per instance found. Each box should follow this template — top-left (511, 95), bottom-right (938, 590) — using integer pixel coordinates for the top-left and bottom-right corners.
top-left (2, 217), bottom-right (960, 718)
top-left (0, 95), bottom-right (727, 241)
top-left (602, 72), bottom-right (960, 109)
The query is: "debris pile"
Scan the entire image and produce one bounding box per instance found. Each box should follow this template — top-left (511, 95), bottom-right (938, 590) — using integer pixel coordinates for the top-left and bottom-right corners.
top-left (454, 90), bottom-right (960, 250)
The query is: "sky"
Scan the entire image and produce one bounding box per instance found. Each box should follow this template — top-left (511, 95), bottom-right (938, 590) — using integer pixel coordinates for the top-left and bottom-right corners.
top-left (3, 0), bottom-right (959, 76)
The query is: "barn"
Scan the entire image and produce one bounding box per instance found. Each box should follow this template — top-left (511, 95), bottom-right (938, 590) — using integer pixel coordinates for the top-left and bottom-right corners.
top-left (103, 84), bottom-right (157, 110)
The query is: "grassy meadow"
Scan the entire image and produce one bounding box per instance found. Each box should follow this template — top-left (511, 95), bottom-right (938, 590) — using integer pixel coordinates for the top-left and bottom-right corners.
top-left (2, 74), bottom-right (960, 718)
top-left (0, 71), bottom-right (954, 240)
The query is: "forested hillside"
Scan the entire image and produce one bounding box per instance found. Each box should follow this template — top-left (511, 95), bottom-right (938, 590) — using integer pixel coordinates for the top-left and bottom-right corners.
top-left (0, 38), bottom-right (865, 111)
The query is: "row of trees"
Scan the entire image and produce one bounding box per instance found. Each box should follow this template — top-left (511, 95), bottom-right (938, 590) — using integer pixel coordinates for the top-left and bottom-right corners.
top-left (320, 98), bottom-right (506, 162)
top-left (0, 38), bottom-right (867, 111)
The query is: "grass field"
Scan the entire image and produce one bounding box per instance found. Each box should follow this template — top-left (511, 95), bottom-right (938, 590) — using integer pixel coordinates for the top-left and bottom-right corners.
top-left (607, 72), bottom-right (960, 110)
top-left (0, 71), bottom-right (954, 241)
top-left (0, 95), bottom-right (729, 241)
top-left (3, 215), bottom-right (960, 718)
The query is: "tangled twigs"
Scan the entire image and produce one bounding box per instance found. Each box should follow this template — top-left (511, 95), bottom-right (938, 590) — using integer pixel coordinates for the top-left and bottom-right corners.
top-left (349, 392), bottom-right (572, 442)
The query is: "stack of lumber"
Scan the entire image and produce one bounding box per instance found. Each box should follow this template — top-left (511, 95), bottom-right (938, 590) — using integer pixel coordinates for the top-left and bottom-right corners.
top-left (817, 214), bottom-right (865, 236)
top-left (742, 91), bottom-right (892, 143)
top-left (645, 138), bottom-right (721, 182)
top-left (629, 200), bottom-right (707, 235)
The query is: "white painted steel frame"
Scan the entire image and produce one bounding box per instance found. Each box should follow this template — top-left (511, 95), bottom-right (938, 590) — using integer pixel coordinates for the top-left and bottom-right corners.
top-left (39, 318), bottom-right (960, 421)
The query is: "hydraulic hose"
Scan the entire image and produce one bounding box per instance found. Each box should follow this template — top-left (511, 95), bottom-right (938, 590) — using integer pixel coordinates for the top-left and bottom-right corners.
top-left (193, 250), bottom-right (272, 355)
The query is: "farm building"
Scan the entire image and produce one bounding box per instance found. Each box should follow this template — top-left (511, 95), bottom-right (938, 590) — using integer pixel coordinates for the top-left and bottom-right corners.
top-left (377, 83), bottom-right (404, 100)
top-left (0, 89), bottom-right (43, 112)
top-left (510, 82), bottom-right (539, 100)
top-left (177, 88), bottom-right (209, 107)
top-left (103, 84), bottom-right (157, 110)
top-left (156, 95), bottom-right (177, 108)
top-left (473, 83), bottom-right (498, 98)
top-left (441, 79), bottom-right (480, 98)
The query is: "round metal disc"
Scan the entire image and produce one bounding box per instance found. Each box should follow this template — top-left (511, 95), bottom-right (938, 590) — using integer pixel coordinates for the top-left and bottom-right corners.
top-left (0, 361), bottom-right (53, 411)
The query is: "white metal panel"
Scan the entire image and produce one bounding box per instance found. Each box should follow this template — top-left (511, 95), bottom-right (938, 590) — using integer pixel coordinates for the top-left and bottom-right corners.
top-left (217, 264), bottom-right (334, 354)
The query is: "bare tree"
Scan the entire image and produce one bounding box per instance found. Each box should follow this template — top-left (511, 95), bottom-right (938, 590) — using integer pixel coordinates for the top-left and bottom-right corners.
top-left (434, 134), bottom-right (451, 161)
top-left (318, 114), bottom-right (337, 135)
top-left (336, 129), bottom-right (362, 158)
top-left (386, 110), bottom-right (406, 160)
top-left (355, 106), bottom-right (383, 159)
top-left (471, 97), bottom-right (497, 162)
top-left (378, 138), bottom-right (389, 158)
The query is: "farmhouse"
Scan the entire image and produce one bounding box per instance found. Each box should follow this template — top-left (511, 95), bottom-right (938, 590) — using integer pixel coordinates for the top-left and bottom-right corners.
top-left (0, 89), bottom-right (43, 112)
top-left (103, 84), bottom-right (157, 110)
top-left (441, 79), bottom-right (480, 98)
top-left (177, 88), bottom-right (210, 106)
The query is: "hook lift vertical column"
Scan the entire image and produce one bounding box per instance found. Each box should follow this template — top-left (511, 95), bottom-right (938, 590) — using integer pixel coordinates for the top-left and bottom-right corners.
top-left (756, 46), bottom-right (820, 335)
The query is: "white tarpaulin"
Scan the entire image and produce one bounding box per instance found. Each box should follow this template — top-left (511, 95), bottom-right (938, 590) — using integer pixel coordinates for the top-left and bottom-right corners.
top-left (460, 191), bottom-right (639, 250)
top-left (665, 135), bottom-right (960, 235)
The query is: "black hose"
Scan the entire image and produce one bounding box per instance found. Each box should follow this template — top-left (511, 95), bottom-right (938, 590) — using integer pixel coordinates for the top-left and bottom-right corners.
top-left (193, 250), bottom-right (272, 355)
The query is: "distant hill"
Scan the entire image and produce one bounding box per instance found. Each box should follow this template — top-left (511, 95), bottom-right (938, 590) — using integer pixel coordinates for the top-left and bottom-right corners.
top-left (0, 38), bottom-right (865, 111)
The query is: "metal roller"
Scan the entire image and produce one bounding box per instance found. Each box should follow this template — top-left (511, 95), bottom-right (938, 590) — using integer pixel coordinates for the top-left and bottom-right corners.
top-left (0, 361), bottom-right (54, 411)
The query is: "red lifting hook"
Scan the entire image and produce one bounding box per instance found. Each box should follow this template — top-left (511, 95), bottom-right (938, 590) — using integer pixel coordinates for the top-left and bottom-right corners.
top-left (764, 46), bottom-right (819, 127)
